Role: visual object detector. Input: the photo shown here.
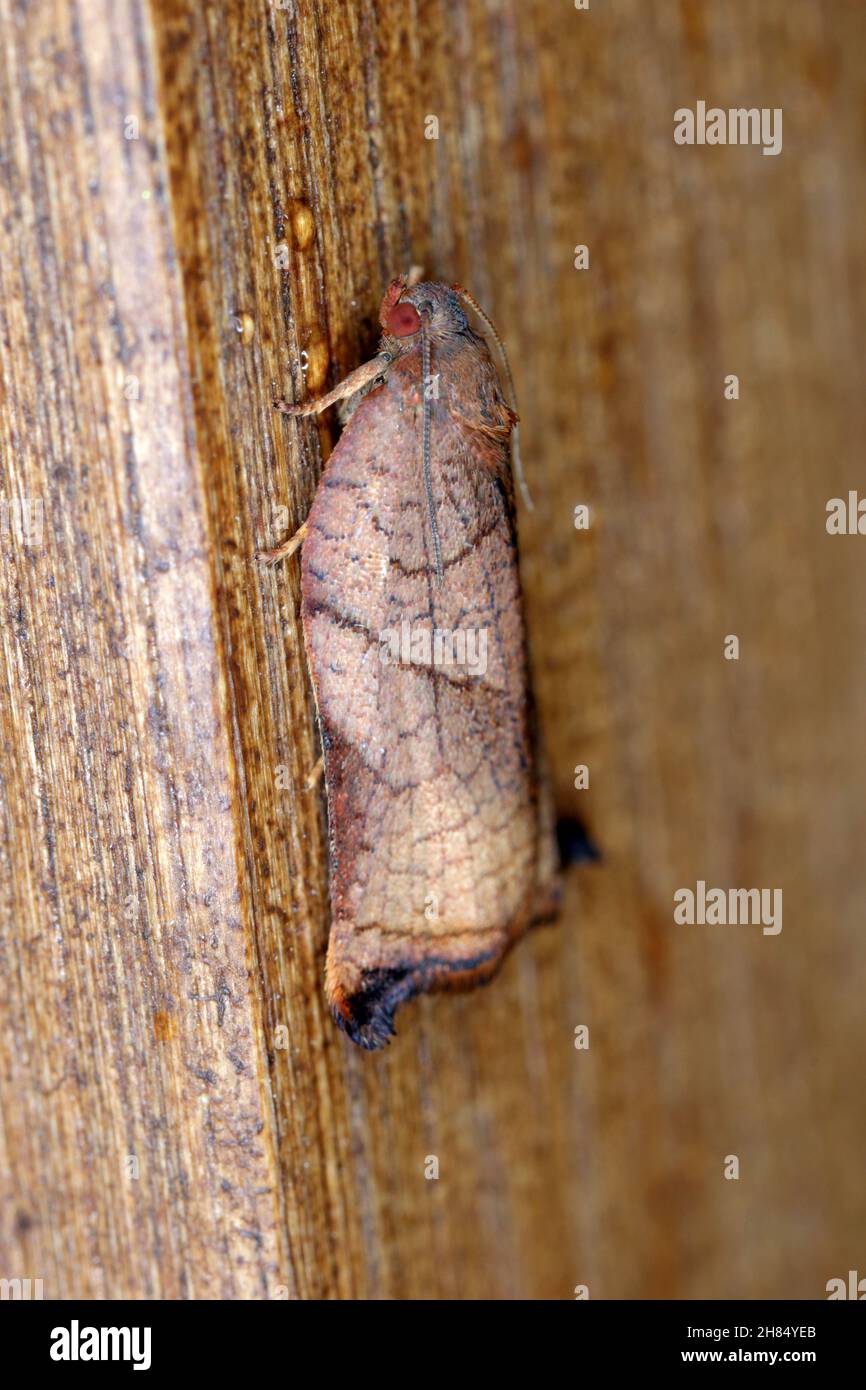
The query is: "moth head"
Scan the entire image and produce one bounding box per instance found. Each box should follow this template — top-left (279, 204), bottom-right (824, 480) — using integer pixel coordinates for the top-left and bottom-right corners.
top-left (379, 279), bottom-right (468, 348)
top-left (386, 300), bottom-right (422, 337)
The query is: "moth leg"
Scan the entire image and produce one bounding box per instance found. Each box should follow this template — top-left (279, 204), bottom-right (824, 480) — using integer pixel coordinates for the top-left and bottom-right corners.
top-left (258, 521), bottom-right (308, 567)
top-left (304, 754), bottom-right (324, 791)
top-left (273, 352), bottom-right (391, 418)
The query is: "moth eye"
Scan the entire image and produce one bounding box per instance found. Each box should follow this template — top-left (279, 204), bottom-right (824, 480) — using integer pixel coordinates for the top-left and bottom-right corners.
top-left (387, 302), bottom-right (422, 337)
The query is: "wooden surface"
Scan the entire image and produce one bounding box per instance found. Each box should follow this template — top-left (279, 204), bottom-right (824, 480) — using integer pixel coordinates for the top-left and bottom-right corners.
top-left (1, 0), bottom-right (864, 1299)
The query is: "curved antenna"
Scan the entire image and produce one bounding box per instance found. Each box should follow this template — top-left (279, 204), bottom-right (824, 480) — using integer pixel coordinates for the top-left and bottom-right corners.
top-left (421, 319), bottom-right (444, 585)
top-left (453, 285), bottom-right (534, 512)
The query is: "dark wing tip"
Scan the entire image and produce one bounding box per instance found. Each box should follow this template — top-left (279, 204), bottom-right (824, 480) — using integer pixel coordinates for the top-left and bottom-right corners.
top-left (330, 967), bottom-right (415, 1051)
top-left (328, 947), bottom-right (509, 1048)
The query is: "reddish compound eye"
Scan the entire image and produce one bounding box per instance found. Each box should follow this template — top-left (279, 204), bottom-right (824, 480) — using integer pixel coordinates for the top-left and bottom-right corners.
top-left (387, 302), bottom-right (422, 337)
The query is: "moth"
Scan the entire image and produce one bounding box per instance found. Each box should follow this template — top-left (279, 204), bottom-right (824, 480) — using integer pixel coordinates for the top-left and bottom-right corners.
top-left (265, 275), bottom-right (559, 1048)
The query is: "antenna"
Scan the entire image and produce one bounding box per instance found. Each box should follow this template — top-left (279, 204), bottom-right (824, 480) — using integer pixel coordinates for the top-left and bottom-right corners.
top-left (453, 286), bottom-right (534, 512)
top-left (421, 320), bottom-right (444, 584)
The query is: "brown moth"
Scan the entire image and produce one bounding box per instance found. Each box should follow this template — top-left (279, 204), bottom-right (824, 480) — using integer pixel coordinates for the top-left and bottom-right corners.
top-left (265, 275), bottom-right (559, 1048)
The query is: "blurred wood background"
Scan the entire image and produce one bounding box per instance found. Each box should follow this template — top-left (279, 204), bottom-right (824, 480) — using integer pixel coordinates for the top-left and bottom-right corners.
top-left (1, 0), bottom-right (864, 1299)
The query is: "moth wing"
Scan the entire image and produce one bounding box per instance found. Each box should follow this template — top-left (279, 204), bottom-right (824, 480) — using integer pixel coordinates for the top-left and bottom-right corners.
top-left (302, 361), bottom-right (555, 1046)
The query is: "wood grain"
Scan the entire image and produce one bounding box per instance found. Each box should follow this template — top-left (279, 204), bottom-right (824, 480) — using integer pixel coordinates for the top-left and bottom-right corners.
top-left (0, 0), bottom-right (281, 1297)
top-left (1, 0), bottom-right (864, 1299)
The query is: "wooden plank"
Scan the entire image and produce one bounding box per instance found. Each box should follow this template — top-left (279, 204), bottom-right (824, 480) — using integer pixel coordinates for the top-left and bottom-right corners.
top-left (0, 0), bottom-right (282, 1298)
top-left (1, 0), bottom-right (864, 1300)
